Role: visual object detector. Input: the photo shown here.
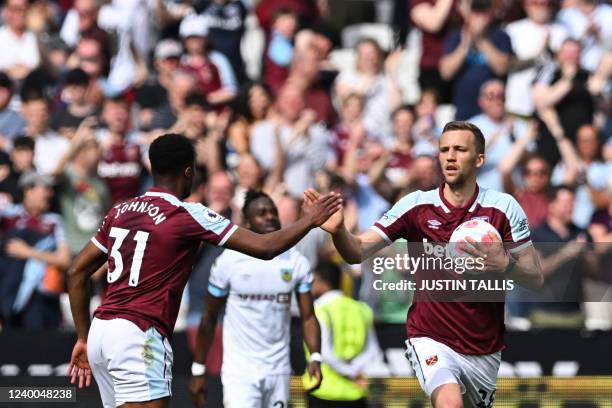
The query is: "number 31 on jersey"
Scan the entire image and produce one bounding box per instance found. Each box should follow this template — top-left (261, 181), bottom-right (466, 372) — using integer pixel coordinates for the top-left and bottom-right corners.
top-left (107, 227), bottom-right (150, 287)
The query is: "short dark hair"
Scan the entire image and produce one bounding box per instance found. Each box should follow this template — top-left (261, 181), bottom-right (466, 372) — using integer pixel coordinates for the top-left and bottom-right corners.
top-left (148, 133), bottom-right (195, 176)
top-left (0, 72), bottom-right (13, 91)
top-left (547, 184), bottom-right (575, 201)
top-left (442, 121), bottom-right (486, 154)
top-left (184, 91), bottom-right (209, 110)
top-left (391, 104), bottom-right (415, 121)
top-left (65, 68), bottom-right (90, 87)
top-left (315, 262), bottom-right (341, 289)
top-left (242, 190), bottom-right (273, 217)
top-left (470, 0), bottom-right (492, 11)
top-left (20, 89), bottom-right (48, 105)
top-left (13, 136), bottom-right (35, 151)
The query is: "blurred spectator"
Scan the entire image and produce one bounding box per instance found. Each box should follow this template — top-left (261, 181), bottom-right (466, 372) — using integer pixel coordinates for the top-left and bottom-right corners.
top-left (59, 0), bottom-right (110, 54)
top-left (0, 0), bottom-right (41, 81)
top-left (43, 35), bottom-right (72, 78)
top-left (255, 0), bottom-right (319, 34)
top-left (135, 39), bottom-right (182, 131)
top-left (52, 117), bottom-right (109, 256)
top-left (469, 80), bottom-right (529, 191)
top-left (52, 68), bottom-right (96, 139)
top-left (412, 88), bottom-right (441, 148)
top-left (335, 38), bottom-right (403, 138)
top-left (528, 185), bottom-right (591, 328)
top-left (263, 9), bottom-right (298, 94)
top-left (149, 69), bottom-right (196, 132)
top-left (0, 136), bottom-right (35, 205)
top-left (329, 93), bottom-right (369, 169)
top-left (179, 14), bottom-right (238, 107)
top-left (533, 38), bottom-right (596, 165)
top-left (409, 0), bottom-right (463, 103)
top-left (0, 73), bottom-right (26, 149)
top-left (557, 0), bottom-right (612, 72)
top-left (439, 0), bottom-right (513, 120)
top-left (20, 92), bottom-right (69, 176)
top-left (250, 83), bottom-right (328, 198)
top-left (504, 0), bottom-right (568, 117)
top-left (0, 171), bottom-right (70, 329)
top-left (96, 96), bottom-right (144, 204)
top-left (500, 138), bottom-right (553, 228)
top-left (287, 45), bottom-right (337, 126)
top-left (201, 0), bottom-right (250, 83)
top-left (227, 82), bottom-right (275, 159)
top-left (552, 123), bottom-right (608, 228)
top-left (304, 261), bottom-right (382, 407)
top-left (68, 35), bottom-right (110, 108)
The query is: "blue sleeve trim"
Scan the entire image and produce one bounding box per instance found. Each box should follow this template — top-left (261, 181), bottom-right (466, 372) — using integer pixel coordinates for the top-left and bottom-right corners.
top-left (208, 283), bottom-right (229, 298)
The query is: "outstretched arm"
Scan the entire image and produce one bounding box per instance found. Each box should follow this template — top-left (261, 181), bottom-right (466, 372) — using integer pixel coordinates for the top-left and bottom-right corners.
top-left (303, 189), bottom-right (388, 264)
top-left (224, 193), bottom-right (342, 260)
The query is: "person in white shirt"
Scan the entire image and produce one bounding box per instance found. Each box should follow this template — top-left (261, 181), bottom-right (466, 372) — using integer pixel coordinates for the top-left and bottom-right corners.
top-left (0, 0), bottom-right (41, 81)
top-left (557, 0), bottom-right (612, 72)
top-left (504, 0), bottom-right (567, 117)
top-left (190, 190), bottom-right (323, 408)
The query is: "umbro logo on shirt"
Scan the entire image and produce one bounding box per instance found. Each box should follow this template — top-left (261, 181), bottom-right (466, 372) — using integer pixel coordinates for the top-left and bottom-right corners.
top-left (427, 219), bottom-right (442, 229)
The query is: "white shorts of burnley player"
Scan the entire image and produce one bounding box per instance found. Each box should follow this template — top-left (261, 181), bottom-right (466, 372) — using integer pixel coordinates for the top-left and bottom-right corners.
top-left (308, 121), bottom-right (543, 408)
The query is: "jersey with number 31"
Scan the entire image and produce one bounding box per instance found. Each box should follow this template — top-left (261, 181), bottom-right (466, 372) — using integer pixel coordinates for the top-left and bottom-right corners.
top-left (91, 187), bottom-right (237, 338)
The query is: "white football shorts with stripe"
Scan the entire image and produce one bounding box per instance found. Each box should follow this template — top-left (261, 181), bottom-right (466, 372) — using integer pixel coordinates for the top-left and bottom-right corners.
top-left (405, 336), bottom-right (500, 407)
top-left (87, 317), bottom-right (173, 408)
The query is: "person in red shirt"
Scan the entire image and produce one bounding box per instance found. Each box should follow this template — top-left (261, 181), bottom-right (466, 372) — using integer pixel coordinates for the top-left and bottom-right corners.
top-left (67, 133), bottom-right (341, 407)
top-left (305, 121), bottom-right (543, 407)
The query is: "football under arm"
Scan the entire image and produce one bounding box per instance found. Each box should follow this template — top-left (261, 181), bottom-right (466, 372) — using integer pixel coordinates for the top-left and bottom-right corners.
top-left (193, 294), bottom-right (227, 366)
top-left (67, 241), bottom-right (108, 341)
top-left (506, 244), bottom-right (544, 290)
top-left (331, 227), bottom-right (389, 265)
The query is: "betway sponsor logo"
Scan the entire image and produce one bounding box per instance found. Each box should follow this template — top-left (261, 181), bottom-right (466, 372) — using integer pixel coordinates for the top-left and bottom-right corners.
top-left (98, 162), bottom-right (140, 178)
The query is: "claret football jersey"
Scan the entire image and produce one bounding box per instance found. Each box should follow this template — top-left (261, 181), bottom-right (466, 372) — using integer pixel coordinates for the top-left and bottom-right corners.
top-left (91, 187), bottom-right (237, 338)
top-left (372, 185), bottom-right (531, 355)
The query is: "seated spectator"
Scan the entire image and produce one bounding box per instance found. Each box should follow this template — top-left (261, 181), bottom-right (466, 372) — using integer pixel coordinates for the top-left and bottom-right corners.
top-left (469, 80), bottom-right (529, 191)
top-left (250, 83), bottom-right (328, 198)
top-left (135, 39), bottom-right (182, 132)
top-left (52, 68), bottom-right (96, 139)
top-left (0, 73), bottom-right (26, 150)
top-left (439, 0), bottom-right (513, 120)
top-left (409, 0), bottom-right (463, 103)
top-left (95, 96), bottom-right (144, 204)
top-left (263, 8), bottom-right (298, 95)
top-left (179, 14), bottom-right (238, 107)
top-left (202, 0), bottom-right (250, 83)
top-left (227, 82), bottom-right (275, 159)
top-left (335, 38), bottom-right (403, 138)
top-left (0, 171), bottom-right (70, 329)
top-left (20, 91), bottom-right (69, 176)
top-left (557, 0), bottom-right (612, 72)
top-left (532, 38), bottom-right (597, 165)
top-left (52, 117), bottom-right (110, 256)
top-left (552, 123), bottom-right (608, 228)
top-left (504, 0), bottom-right (567, 117)
top-left (0, 0), bottom-right (41, 81)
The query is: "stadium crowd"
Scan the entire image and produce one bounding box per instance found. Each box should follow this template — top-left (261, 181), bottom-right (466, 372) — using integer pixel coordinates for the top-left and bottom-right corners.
top-left (0, 0), bottom-right (610, 336)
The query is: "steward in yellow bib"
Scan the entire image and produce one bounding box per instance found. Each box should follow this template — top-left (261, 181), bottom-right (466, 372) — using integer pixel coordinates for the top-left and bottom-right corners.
top-left (303, 262), bottom-right (382, 407)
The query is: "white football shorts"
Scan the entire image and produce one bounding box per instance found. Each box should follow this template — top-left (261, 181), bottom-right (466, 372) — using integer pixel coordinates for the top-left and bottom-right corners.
top-left (405, 336), bottom-right (500, 407)
top-left (87, 317), bottom-right (173, 407)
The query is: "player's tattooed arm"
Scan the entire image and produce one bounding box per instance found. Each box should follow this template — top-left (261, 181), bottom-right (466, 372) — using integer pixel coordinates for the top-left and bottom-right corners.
top-left (225, 193), bottom-right (342, 260)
